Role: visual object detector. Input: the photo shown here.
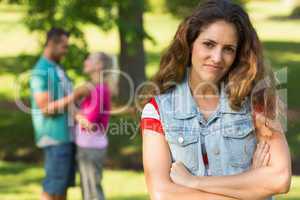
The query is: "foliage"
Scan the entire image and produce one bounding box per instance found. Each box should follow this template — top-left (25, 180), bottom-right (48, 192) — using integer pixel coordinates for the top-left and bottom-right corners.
top-left (290, 6), bottom-right (300, 18)
top-left (20, 0), bottom-right (118, 70)
top-left (165, 0), bottom-right (249, 18)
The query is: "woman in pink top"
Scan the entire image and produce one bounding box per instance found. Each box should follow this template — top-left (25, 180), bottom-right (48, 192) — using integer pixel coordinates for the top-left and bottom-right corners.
top-left (74, 52), bottom-right (112, 200)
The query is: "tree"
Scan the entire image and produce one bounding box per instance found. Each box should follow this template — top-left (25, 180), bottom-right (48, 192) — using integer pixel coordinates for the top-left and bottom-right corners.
top-left (290, 0), bottom-right (300, 18)
top-left (165, 0), bottom-right (248, 18)
top-left (7, 0), bottom-right (148, 103)
top-left (23, 0), bottom-right (115, 72)
top-left (117, 0), bottom-right (147, 103)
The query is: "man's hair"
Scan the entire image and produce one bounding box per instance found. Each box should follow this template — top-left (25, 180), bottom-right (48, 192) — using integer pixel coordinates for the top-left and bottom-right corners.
top-left (45, 27), bottom-right (70, 45)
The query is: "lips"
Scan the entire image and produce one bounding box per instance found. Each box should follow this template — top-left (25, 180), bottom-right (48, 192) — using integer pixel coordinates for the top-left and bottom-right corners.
top-left (203, 64), bottom-right (221, 71)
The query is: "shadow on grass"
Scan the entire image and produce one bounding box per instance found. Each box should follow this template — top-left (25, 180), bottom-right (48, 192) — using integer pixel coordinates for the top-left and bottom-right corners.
top-left (0, 52), bottom-right (84, 77)
top-left (263, 41), bottom-right (300, 55)
top-left (0, 104), bottom-right (143, 169)
top-left (262, 41), bottom-right (300, 108)
top-left (0, 54), bottom-right (38, 75)
top-left (0, 162), bottom-right (43, 194)
top-left (268, 15), bottom-right (300, 21)
top-left (262, 41), bottom-right (300, 171)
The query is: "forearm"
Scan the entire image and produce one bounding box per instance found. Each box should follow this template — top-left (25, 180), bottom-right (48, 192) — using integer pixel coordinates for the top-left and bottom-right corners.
top-left (189, 165), bottom-right (290, 200)
top-left (187, 133), bottom-right (291, 200)
top-left (149, 178), bottom-right (238, 200)
top-left (42, 94), bottom-right (74, 115)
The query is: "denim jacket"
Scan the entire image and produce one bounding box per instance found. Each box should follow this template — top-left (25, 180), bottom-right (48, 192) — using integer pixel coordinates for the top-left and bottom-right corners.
top-left (155, 75), bottom-right (273, 200)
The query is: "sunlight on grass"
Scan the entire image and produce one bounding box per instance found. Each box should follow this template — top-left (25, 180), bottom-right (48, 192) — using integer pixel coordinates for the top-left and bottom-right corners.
top-left (247, 1), bottom-right (300, 42)
top-left (254, 20), bottom-right (300, 42)
top-left (83, 25), bottom-right (119, 54)
top-left (0, 73), bottom-right (16, 99)
top-left (247, 0), bottom-right (293, 19)
top-left (277, 176), bottom-right (300, 200)
top-left (0, 161), bottom-right (298, 200)
top-left (0, 161), bottom-right (147, 200)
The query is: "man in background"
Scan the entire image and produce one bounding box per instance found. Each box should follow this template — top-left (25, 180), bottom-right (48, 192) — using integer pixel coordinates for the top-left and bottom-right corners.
top-left (30, 28), bottom-right (88, 200)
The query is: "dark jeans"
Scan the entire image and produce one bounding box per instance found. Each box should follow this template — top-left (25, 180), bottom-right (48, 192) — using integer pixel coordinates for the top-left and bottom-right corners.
top-left (43, 143), bottom-right (76, 195)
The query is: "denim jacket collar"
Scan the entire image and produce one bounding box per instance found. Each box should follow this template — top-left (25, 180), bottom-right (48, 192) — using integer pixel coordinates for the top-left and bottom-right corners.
top-left (172, 74), bottom-right (198, 119)
top-left (172, 74), bottom-right (247, 119)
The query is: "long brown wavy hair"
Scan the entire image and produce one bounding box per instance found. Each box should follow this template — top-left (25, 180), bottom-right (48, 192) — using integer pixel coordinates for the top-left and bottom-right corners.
top-left (140, 0), bottom-right (277, 121)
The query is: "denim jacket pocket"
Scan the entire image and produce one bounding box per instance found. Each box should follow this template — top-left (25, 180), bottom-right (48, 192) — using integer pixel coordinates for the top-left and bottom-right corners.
top-left (165, 132), bottom-right (199, 172)
top-left (222, 121), bottom-right (256, 169)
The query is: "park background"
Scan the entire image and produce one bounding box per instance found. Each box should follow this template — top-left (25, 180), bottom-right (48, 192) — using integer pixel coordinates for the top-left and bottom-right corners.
top-left (0, 0), bottom-right (300, 199)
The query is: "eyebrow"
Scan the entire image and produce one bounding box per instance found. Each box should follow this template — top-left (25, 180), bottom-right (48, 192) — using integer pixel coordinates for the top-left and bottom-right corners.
top-left (203, 39), bottom-right (237, 49)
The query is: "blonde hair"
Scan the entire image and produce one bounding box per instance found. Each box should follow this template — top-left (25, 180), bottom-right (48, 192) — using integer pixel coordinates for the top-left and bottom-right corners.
top-left (94, 52), bottom-right (119, 96)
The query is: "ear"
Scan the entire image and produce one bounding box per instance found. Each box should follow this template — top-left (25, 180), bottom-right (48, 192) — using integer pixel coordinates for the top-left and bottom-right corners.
top-left (97, 61), bottom-right (103, 70)
top-left (46, 40), bottom-right (56, 49)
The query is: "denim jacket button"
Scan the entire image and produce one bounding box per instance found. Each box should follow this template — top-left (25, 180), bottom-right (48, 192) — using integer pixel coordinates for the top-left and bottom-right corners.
top-left (214, 148), bottom-right (220, 155)
top-left (178, 136), bottom-right (184, 144)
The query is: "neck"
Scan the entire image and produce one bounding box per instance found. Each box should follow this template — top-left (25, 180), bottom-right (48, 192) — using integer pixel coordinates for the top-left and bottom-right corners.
top-left (90, 71), bottom-right (103, 84)
top-left (43, 48), bottom-right (58, 63)
top-left (188, 71), bottom-right (219, 99)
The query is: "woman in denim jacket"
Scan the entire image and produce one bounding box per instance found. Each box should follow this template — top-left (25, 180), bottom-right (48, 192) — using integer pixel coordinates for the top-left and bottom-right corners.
top-left (140, 1), bottom-right (291, 199)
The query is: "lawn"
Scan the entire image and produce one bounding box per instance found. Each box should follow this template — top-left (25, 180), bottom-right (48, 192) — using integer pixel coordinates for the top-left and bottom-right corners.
top-left (0, 0), bottom-right (299, 199)
top-left (0, 161), bottom-right (299, 200)
top-left (0, 161), bottom-right (147, 200)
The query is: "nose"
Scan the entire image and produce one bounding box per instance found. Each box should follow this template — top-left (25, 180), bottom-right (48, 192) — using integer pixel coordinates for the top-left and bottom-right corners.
top-left (211, 48), bottom-right (222, 64)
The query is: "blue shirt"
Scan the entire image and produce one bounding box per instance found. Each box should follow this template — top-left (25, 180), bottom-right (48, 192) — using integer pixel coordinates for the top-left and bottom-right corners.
top-left (30, 56), bottom-right (73, 146)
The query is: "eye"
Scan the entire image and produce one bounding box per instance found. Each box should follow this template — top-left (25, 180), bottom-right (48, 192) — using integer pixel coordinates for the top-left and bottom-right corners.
top-left (224, 47), bottom-right (236, 54)
top-left (203, 41), bottom-right (214, 48)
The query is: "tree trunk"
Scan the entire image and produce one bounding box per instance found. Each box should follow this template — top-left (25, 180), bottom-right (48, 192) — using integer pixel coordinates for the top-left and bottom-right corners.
top-left (117, 0), bottom-right (146, 104)
top-left (290, 0), bottom-right (300, 18)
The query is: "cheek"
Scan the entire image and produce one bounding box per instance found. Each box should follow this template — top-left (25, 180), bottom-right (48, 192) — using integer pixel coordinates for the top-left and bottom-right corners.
top-left (191, 44), bottom-right (209, 65)
top-left (224, 53), bottom-right (236, 68)
top-left (84, 61), bottom-right (91, 71)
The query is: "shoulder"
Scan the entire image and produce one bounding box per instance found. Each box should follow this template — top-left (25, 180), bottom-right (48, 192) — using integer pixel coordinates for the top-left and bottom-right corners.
top-left (154, 88), bottom-right (175, 109)
top-left (142, 98), bottom-right (160, 119)
top-left (141, 98), bottom-right (164, 135)
top-left (95, 83), bottom-right (111, 97)
top-left (36, 57), bottom-right (54, 68)
top-left (32, 57), bottom-right (55, 75)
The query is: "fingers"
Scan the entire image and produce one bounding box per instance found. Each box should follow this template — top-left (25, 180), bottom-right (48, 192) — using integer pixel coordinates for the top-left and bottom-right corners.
top-left (259, 141), bottom-right (270, 166)
top-left (262, 152), bottom-right (270, 166)
top-left (252, 141), bottom-right (270, 169)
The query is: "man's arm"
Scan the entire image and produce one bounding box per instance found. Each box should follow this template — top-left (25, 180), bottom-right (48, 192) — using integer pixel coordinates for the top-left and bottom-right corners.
top-left (34, 84), bottom-right (90, 116)
top-left (143, 130), bottom-right (238, 200)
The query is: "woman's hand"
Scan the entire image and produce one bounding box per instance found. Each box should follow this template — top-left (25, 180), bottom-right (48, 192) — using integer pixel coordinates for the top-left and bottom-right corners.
top-left (251, 141), bottom-right (270, 169)
top-left (170, 161), bottom-right (196, 188)
top-left (73, 82), bottom-right (93, 100)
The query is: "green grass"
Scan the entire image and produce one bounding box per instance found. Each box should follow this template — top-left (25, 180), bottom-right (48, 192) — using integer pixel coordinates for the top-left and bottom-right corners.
top-left (0, 161), bottom-right (147, 200)
top-left (0, 105), bottom-right (142, 169)
top-left (0, 161), bottom-right (299, 200)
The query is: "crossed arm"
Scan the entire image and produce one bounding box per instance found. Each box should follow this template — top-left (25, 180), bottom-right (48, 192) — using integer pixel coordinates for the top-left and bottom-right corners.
top-left (143, 118), bottom-right (291, 200)
top-left (143, 130), bottom-right (238, 200)
top-left (169, 120), bottom-right (291, 200)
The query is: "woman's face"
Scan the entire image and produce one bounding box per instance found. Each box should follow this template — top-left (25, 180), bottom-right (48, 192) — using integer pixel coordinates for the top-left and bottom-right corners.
top-left (190, 20), bottom-right (238, 84)
top-left (83, 53), bottom-right (102, 74)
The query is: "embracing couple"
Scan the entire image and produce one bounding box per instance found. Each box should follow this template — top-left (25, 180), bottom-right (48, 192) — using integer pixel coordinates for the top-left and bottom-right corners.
top-left (30, 28), bottom-right (112, 200)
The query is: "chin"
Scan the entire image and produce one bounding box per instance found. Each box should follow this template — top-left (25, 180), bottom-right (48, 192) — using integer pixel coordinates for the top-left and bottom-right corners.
top-left (197, 74), bottom-right (217, 83)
